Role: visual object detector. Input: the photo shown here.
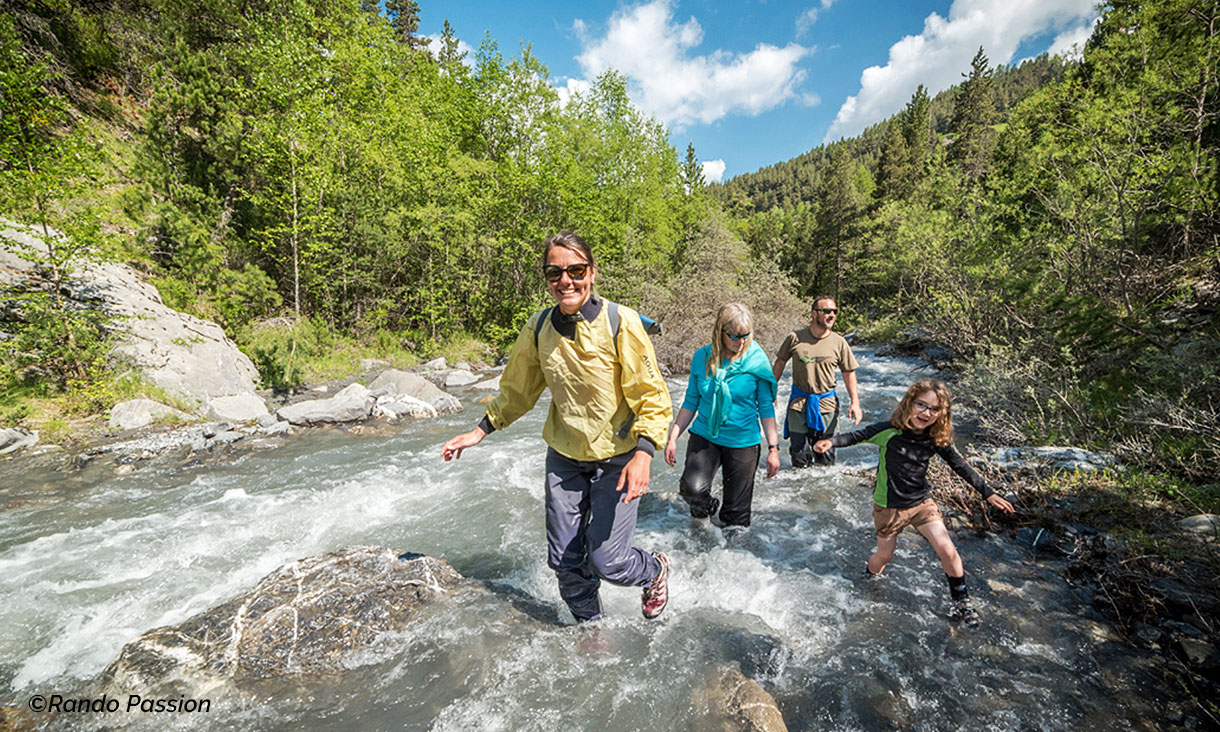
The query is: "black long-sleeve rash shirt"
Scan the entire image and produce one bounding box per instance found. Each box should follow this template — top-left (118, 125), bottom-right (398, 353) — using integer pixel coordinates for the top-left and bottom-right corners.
top-left (829, 421), bottom-right (994, 508)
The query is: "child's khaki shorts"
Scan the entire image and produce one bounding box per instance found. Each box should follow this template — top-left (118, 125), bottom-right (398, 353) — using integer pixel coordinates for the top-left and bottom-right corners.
top-left (872, 498), bottom-right (943, 538)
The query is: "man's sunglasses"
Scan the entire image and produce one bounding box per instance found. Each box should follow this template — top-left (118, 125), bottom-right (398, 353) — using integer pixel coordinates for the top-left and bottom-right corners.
top-left (542, 263), bottom-right (590, 282)
top-left (815, 307), bottom-right (838, 315)
top-left (723, 330), bottom-right (751, 341)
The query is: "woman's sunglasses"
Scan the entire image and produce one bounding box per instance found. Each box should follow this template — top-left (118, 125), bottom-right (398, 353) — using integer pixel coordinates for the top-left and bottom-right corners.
top-left (542, 263), bottom-right (589, 282)
top-left (723, 330), bottom-right (751, 341)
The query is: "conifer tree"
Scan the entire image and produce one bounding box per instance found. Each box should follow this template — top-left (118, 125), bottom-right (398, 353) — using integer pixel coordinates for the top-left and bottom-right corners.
top-left (682, 141), bottom-right (706, 194)
top-left (949, 47), bottom-right (997, 180)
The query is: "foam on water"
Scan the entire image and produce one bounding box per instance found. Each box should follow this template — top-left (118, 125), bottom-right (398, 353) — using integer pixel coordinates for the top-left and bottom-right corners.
top-left (0, 348), bottom-right (1175, 730)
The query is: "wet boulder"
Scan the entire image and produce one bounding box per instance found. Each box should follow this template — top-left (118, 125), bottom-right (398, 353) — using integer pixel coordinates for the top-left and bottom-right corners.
top-left (368, 369), bottom-right (463, 414)
top-left (697, 665), bottom-right (788, 732)
top-left (276, 383), bottom-right (375, 425)
top-left (97, 547), bottom-right (469, 697)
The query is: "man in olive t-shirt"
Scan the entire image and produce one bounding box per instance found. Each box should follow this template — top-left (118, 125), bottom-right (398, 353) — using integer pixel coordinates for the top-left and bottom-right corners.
top-left (771, 296), bottom-right (861, 467)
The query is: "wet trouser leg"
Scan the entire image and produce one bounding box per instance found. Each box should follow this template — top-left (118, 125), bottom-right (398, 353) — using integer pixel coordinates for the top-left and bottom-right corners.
top-left (810, 405), bottom-right (840, 466)
top-left (679, 433), bottom-right (721, 517)
top-left (789, 399), bottom-right (840, 466)
top-left (788, 425), bottom-right (813, 468)
top-left (545, 448), bottom-right (661, 622)
top-left (719, 442), bottom-right (760, 527)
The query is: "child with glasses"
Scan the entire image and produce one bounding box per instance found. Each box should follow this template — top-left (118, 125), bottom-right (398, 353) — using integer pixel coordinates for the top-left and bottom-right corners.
top-left (664, 303), bottom-right (780, 528)
top-left (813, 378), bottom-right (1014, 626)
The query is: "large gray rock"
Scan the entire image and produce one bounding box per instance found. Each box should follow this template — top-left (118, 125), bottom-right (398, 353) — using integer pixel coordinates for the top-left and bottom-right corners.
top-left (205, 392), bottom-right (270, 423)
top-left (97, 548), bottom-right (467, 697)
top-left (0, 428), bottom-right (38, 456)
top-left (108, 399), bottom-right (193, 430)
top-left (698, 666), bottom-right (788, 732)
top-left (471, 374), bottom-right (502, 391)
top-left (444, 369), bottom-right (480, 388)
top-left (1, 221), bottom-right (260, 405)
top-left (276, 383), bottom-right (375, 425)
top-left (368, 369), bottom-right (462, 414)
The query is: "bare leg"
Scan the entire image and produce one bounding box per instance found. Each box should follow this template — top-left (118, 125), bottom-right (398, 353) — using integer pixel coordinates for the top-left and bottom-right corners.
top-left (916, 521), bottom-right (964, 577)
top-left (868, 535), bottom-right (897, 575)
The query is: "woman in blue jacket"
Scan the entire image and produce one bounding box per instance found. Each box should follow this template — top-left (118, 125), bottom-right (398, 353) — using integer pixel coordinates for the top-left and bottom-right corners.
top-left (664, 303), bottom-right (780, 527)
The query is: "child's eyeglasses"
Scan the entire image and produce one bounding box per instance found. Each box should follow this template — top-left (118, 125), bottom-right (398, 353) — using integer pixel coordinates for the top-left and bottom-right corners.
top-left (815, 308), bottom-right (838, 315)
top-left (723, 331), bottom-right (751, 341)
top-left (542, 263), bottom-right (589, 282)
top-left (912, 400), bottom-right (940, 414)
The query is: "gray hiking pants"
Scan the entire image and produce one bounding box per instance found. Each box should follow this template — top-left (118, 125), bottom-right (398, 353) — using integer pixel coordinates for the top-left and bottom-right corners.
top-left (545, 447), bottom-right (661, 622)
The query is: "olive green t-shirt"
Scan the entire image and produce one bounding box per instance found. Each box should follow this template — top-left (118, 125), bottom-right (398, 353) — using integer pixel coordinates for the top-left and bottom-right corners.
top-left (775, 329), bottom-right (858, 413)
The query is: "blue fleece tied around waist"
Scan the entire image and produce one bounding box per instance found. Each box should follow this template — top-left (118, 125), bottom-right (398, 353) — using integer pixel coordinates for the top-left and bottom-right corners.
top-left (783, 384), bottom-right (837, 438)
top-left (704, 341), bottom-right (778, 439)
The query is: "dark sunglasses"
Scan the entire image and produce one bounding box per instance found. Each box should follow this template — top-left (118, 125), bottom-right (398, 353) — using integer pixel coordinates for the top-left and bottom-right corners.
top-left (815, 307), bottom-right (838, 315)
top-left (723, 330), bottom-right (751, 341)
top-left (542, 263), bottom-right (590, 282)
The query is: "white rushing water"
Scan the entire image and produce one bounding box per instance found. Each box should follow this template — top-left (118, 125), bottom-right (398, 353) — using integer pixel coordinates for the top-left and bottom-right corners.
top-left (0, 349), bottom-right (1168, 730)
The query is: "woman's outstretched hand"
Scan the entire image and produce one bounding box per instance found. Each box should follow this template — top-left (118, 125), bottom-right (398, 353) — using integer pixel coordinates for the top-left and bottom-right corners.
top-left (812, 439), bottom-right (833, 453)
top-left (441, 427), bottom-right (487, 461)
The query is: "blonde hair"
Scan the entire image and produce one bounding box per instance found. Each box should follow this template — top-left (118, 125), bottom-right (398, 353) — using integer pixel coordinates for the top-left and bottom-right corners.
top-left (708, 303), bottom-right (753, 375)
top-left (890, 379), bottom-right (954, 446)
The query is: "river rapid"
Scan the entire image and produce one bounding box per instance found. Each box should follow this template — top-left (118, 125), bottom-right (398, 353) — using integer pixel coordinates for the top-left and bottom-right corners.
top-left (0, 348), bottom-right (1171, 731)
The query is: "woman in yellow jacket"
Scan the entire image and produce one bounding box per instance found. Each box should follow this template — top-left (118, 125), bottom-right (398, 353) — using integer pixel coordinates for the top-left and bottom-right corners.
top-left (442, 232), bottom-right (674, 622)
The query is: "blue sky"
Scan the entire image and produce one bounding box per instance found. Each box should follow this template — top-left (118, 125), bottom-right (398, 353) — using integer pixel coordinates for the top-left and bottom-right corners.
top-left (418, 1), bottom-right (1099, 182)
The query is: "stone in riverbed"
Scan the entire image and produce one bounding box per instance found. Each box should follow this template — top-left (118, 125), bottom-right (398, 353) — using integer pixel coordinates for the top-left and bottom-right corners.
top-left (97, 547), bottom-right (469, 697)
top-left (444, 369), bottom-right (479, 388)
top-left (0, 428), bottom-right (38, 456)
top-left (108, 399), bottom-right (193, 430)
top-left (276, 383), bottom-right (375, 425)
top-left (368, 369), bottom-right (462, 414)
top-left (698, 666), bottom-right (788, 732)
top-left (205, 392), bottom-right (269, 423)
top-left (471, 374), bottom-right (502, 391)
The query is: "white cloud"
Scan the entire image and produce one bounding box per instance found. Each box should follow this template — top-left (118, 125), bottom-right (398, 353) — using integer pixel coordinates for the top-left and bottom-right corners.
top-left (573, 0), bottom-right (812, 128)
top-left (555, 77), bottom-right (592, 107)
top-left (796, 0), bottom-right (837, 38)
top-left (701, 159), bottom-right (727, 183)
top-left (424, 34), bottom-right (476, 69)
top-left (1046, 18), bottom-right (1098, 60)
top-left (824, 0), bottom-right (1100, 143)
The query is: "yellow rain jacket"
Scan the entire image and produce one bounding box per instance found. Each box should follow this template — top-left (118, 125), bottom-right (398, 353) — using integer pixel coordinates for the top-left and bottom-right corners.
top-left (485, 301), bottom-right (673, 462)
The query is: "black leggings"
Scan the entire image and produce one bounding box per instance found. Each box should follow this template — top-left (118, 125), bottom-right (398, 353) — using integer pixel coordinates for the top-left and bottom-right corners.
top-left (678, 433), bottom-right (760, 527)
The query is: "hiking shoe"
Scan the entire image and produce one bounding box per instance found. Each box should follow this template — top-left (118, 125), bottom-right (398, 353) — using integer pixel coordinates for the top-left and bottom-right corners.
top-left (642, 552), bottom-right (670, 620)
top-left (949, 598), bottom-right (979, 628)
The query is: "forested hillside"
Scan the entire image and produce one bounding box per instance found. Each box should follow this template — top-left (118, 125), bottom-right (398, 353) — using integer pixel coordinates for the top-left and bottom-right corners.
top-left (712, 52), bottom-right (1070, 215)
top-left (2, 0), bottom-right (802, 409)
top-left (716, 0), bottom-right (1220, 481)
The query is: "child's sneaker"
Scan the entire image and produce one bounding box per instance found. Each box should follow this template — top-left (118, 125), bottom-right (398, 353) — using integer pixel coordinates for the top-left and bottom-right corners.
top-left (641, 552), bottom-right (670, 620)
top-left (949, 597), bottom-right (980, 628)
